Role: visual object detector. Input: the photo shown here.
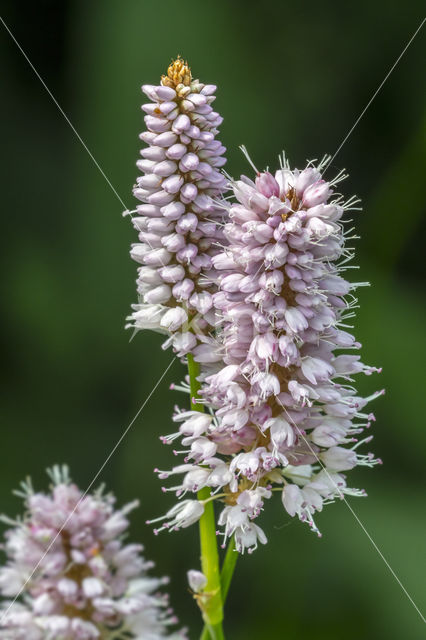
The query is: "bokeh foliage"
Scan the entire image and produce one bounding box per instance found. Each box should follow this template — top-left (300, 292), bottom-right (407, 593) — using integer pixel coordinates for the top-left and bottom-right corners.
top-left (0, 1), bottom-right (425, 638)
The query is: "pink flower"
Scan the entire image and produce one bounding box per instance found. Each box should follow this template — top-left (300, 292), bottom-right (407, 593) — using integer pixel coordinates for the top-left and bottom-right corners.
top-left (0, 466), bottom-right (185, 639)
top-left (155, 152), bottom-right (382, 547)
top-left (125, 57), bottom-right (227, 357)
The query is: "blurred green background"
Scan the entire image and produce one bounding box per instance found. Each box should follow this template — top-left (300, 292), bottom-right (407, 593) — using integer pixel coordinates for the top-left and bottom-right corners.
top-left (1, 1), bottom-right (425, 638)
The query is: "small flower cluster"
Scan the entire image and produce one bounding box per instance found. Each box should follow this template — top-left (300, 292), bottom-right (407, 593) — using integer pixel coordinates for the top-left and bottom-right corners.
top-left (0, 466), bottom-right (185, 639)
top-left (126, 57), bottom-right (227, 357)
top-left (151, 154), bottom-right (383, 552)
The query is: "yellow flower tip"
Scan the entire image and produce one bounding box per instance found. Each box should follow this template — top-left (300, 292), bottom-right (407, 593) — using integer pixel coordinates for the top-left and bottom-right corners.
top-left (161, 55), bottom-right (192, 88)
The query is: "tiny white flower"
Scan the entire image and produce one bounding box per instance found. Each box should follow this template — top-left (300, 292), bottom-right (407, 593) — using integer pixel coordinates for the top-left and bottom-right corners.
top-left (187, 570), bottom-right (207, 593)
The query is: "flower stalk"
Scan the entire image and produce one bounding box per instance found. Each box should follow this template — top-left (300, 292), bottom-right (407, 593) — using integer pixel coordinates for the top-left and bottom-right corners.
top-left (219, 536), bottom-right (238, 602)
top-left (187, 353), bottom-right (224, 639)
top-left (200, 536), bottom-right (239, 640)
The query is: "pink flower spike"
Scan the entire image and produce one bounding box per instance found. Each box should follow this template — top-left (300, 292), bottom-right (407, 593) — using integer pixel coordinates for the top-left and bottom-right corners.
top-left (0, 466), bottom-right (186, 639)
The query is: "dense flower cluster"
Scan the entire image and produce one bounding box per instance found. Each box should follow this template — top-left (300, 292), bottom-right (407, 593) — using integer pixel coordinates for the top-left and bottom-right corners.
top-left (0, 466), bottom-right (185, 639)
top-left (126, 57), bottom-right (227, 357)
top-left (151, 154), bottom-right (383, 552)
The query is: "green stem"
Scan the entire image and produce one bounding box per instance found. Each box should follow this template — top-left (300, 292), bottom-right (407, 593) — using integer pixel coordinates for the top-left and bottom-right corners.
top-left (187, 351), bottom-right (203, 411)
top-left (200, 537), bottom-right (238, 639)
top-left (201, 622), bottom-right (225, 640)
top-left (200, 624), bottom-right (213, 640)
top-left (220, 536), bottom-right (238, 602)
top-left (187, 353), bottom-right (224, 638)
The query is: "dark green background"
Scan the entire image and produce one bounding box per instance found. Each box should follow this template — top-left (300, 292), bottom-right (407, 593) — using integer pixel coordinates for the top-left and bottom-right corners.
top-left (1, 2), bottom-right (425, 638)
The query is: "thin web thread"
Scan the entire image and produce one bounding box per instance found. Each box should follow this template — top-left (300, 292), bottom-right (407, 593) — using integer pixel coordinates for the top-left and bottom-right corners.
top-left (276, 398), bottom-right (425, 623)
top-left (1, 8), bottom-right (425, 628)
top-left (0, 357), bottom-right (176, 623)
top-left (0, 14), bottom-right (174, 274)
top-left (326, 17), bottom-right (425, 169)
top-left (0, 16), bottom-right (128, 211)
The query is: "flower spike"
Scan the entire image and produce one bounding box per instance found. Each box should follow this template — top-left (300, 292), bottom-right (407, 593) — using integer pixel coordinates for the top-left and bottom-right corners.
top-left (0, 467), bottom-right (186, 639)
top-left (126, 57), bottom-right (227, 359)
